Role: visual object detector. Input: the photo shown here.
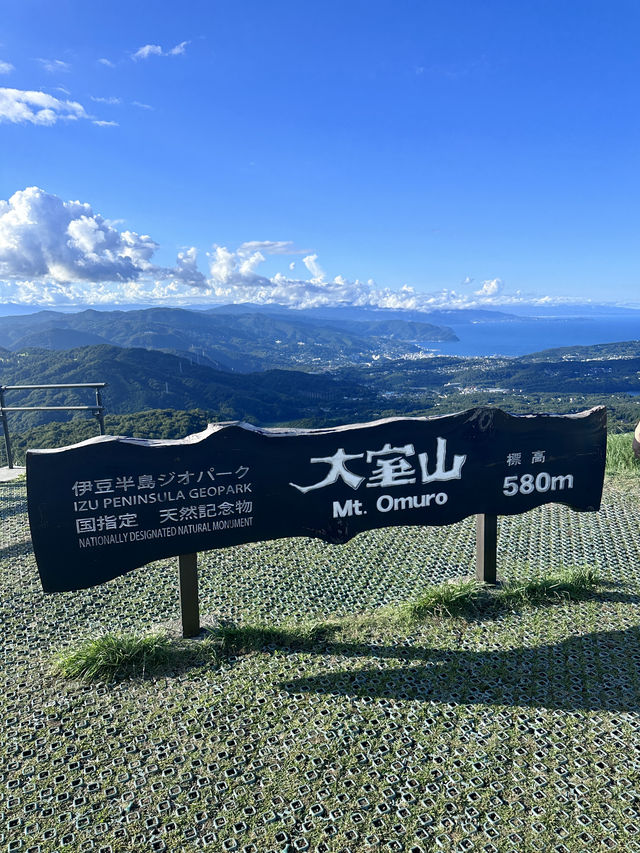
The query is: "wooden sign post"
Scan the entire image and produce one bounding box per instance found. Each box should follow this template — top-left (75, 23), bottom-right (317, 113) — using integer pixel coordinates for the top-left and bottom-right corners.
top-left (178, 553), bottom-right (200, 638)
top-left (476, 513), bottom-right (498, 585)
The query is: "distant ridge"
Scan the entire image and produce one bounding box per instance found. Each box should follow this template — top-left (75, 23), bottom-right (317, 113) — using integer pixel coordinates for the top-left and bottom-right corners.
top-left (519, 340), bottom-right (640, 361)
top-left (206, 303), bottom-right (520, 324)
top-left (0, 306), bottom-right (457, 371)
top-left (11, 327), bottom-right (111, 350)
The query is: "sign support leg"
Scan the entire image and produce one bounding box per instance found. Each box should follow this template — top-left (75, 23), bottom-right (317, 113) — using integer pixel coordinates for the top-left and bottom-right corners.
top-left (178, 552), bottom-right (200, 638)
top-left (476, 514), bottom-right (498, 585)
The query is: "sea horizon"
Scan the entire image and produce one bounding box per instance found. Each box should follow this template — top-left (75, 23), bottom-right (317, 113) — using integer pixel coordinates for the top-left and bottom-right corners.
top-left (428, 314), bottom-right (640, 358)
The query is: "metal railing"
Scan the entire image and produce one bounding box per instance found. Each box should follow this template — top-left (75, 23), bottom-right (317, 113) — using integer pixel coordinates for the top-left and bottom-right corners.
top-left (0, 383), bottom-right (106, 469)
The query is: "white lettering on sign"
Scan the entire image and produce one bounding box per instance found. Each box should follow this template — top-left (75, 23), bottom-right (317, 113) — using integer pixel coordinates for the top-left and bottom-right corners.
top-left (365, 444), bottom-right (417, 487)
top-left (376, 492), bottom-right (448, 513)
top-left (502, 472), bottom-right (574, 496)
top-left (290, 438), bottom-right (466, 494)
top-left (418, 438), bottom-right (466, 484)
top-left (332, 499), bottom-right (366, 518)
top-left (70, 459), bottom-right (253, 542)
top-left (291, 449), bottom-right (366, 493)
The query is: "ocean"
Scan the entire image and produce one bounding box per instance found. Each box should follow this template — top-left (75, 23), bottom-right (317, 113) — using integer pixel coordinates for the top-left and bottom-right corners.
top-left (428, 315), bottom-right (640, 358)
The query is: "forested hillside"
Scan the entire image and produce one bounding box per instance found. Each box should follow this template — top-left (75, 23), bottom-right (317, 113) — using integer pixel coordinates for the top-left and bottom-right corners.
top-left (2, 339), bottom-right (639, 429)
top-left (334, 342), bottom-right (640, 396)
top-left (0, 345), bottom-right (376, 429)
top-left (518, 339), bottom-right (640, 361)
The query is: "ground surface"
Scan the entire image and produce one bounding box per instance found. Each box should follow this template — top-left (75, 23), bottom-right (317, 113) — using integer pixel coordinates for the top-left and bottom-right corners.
top-left (2, 476), bottom-right (640, 852)
top-left (0, 465), bottom-right (25, 482)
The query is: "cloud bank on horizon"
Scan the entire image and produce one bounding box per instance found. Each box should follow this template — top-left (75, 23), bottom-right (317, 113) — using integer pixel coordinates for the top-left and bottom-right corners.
top-left (0, 187), bottom-right (588, 311)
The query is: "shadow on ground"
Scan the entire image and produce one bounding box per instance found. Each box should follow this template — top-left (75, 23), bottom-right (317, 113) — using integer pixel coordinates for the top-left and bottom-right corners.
top-left (276, 624), bottom-right (640, 712)
top-left (0, 541), bottom-right (33, 560)
top-left (92, 606), bottom-right (640, 714)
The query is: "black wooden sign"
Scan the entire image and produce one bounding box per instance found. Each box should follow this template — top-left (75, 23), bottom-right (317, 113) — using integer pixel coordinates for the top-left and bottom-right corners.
top-left (27, 406), bottom-right (606, 593)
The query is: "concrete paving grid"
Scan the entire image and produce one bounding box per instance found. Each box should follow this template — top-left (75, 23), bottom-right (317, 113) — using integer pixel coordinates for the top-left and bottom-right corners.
top-left (2, 478), bottom-right (640, 852)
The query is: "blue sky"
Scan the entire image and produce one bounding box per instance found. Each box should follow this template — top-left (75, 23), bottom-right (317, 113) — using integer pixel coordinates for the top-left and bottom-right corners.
top-left (1, 0), bottom-right (639, 311)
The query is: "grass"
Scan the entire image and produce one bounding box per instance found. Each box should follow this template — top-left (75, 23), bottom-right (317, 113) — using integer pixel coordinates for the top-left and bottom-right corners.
top-left (402, 577), bottom-right (484, 619)
top-left (54, 567), bottom-right (604, 681)
top-left (52, 623), bottom-right (347, 682)
top-left (499, 565), bottom-right (602, 607)
top-left (606, 431), bottom-right (639, 474)
top-left (216, 620), bottom-right (341, 654)
top-left (53, 631), bottom-right (221, 681)
top-left (53, 632), bottom-right (174, 680)
top-left (402, 565), bottom-right (603, 622)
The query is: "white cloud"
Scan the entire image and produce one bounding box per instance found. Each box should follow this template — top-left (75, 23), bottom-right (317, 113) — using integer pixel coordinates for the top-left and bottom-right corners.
top-left (167, 247), bottom-right (207, 288)
top-left (475, 278), bottom-right (503, 297)
top-left (133, 44), bottom-right (163, 60)
top-left (302, 253), bottom-right (325, 283)
top-left (0, 187), bottom-right (159, 284)
top-left (0, 87), bottom-right (87, 125)
top-left (238, 240), bottom-right (301, 255)
top-left (208, 245), bottom-right (239, 284)
top-left (0, 60), bottom-right (14, 74)
top-left (169, 41), bottom-right (189, 56)
top-left (0, 275), bottom-right (210, 307)
top-left (205, 245), bottom-right (390, 309)
top-left (37, 58), bottom-right (71, 73)
top-left (204, 245), bottom-right (526, 312)
top-left (132, 100), bottom-right (153, 110)
top-left (238, 251), bottom-right (265, 277)
top-left (90, 96), bottom-right (121, 105)
top-left (98, 58), bottom-right (115, 68)
top-left (92, 119), bottom-right (119, 127)
top-left (0, 187), bottom-right (208, 306)
top-left (132, 41), bottom-right (190, 61)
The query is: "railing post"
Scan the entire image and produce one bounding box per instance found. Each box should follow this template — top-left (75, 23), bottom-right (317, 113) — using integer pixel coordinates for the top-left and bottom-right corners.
top-left (178, 552), bottom-right (200, 638)
top-left (0, 387), bottom-right (14, 469)
top-left (95, 387), bottom-right (105, 435)
top-left (476, 514), bottom-right (498, 584)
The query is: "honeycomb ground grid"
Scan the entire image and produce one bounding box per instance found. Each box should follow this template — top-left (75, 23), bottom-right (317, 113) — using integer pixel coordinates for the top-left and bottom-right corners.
top-left (2, 479), bottom-right (640, 852)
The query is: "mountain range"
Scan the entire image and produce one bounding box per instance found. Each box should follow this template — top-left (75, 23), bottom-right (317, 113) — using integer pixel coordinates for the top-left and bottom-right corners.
top-left (0, 305), bottom-right (459, 371)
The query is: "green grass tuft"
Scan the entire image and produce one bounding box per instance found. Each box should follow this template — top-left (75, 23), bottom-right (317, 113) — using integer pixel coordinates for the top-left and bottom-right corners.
top-left (403, 577), bottom-right (485, 619)
top-left (53, 632), bottom-right (175, 681)
top-left (500, 565), bottom-right (601, 607)
top-left (606, 432), bottom-right (640, 475)
top-left (404, 566), bottom-right (602, 622)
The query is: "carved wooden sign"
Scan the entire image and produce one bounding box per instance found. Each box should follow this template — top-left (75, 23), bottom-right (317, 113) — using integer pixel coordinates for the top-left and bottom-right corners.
top-left (27, 406), bottom-right (606, 593)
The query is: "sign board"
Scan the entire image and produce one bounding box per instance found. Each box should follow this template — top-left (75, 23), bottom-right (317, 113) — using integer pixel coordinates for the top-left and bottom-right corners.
top-left (27, 406), bottom-right (606, 593)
